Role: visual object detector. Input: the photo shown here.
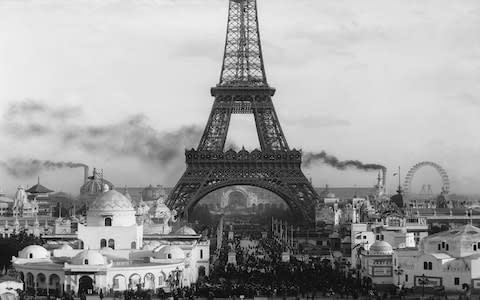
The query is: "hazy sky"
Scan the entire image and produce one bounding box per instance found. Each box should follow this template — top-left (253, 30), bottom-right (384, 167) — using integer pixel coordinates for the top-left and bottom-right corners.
top-left (1, 0), bottom-right (479, 196)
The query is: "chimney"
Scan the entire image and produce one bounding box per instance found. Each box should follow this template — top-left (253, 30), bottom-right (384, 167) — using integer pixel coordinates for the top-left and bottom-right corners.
top-left (382, 167), bottom-right (387, 194)
top-left (84, 166), bottom-right (89, 184)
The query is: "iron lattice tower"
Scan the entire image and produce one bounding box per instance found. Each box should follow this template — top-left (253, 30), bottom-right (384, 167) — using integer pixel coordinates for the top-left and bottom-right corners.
top-left (167, 0), bottom-right (319, 223)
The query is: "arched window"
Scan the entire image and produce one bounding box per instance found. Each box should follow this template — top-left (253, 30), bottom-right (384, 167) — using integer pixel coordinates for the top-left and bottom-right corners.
top-left (105, 217), bottom-right (112, 227)
top-left (101, 239), bottom-right (107, 248)
top-left (108, 239), bottom-right (115, 249)
top-left (167, 253), bottom-right (172, 259)
top-left (428, 262), bottom-right (433, 270)
top-left (131, 241), bottom-right (136, 249)
top-left (29, 253), bottom-right (33, 259)
top-left (84, 259), bottom-right (89, 265)
top-left (423, 262), bottom-right (428, 270)
top-left (446, 244), bottom-right (449, 251)
top-left (158, 274), bottom-right (165, 287)
top-left (200, 249), bottom-right (203, 259)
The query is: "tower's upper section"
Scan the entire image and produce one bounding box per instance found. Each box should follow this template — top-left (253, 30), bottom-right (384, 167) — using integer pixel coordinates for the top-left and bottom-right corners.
top-left (218, 0), bottom-right (268, 88)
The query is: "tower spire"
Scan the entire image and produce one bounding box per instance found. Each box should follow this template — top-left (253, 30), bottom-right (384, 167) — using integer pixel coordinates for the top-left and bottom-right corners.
top-left (219, 0), bottom-right (267, 87)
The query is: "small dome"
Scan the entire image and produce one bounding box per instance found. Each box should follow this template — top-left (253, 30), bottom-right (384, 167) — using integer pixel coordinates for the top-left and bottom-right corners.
top-left (175, 225), bottom-right (196, 235)
top-left (19, 245), bottom-right (50, 259)
top-left (80, 169), bottom-right (114, 196)
top-left (0, 195), bottom-right (13, 203)
top-left (72, 250), bottom-right (106, 265)
top-left (151, 202), bottom-right (171, 219)
top-left (58, 244), bottom-right (73, 251)
top-left (142, 185), bottom-right (166, 202)
top-left (89, 190), bottom-right (134, 212)
top-left (154, 245), bottom-right (185, 260)
top-left (141, 244), bottom-right (155, 251)
top-left (326, 192), bottom-right (336, 198)
top-left (369, 241), bottom-right (393, 255)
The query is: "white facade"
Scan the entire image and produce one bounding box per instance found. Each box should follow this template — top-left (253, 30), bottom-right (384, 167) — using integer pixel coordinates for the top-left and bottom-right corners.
top-left (12, 189), bottom-right (210, 297)
top-left (393, 224), bottom-right (480, 293)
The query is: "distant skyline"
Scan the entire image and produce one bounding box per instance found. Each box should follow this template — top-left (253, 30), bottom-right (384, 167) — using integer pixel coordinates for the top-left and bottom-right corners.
top-left (1, 0), bottom-right (479, 196)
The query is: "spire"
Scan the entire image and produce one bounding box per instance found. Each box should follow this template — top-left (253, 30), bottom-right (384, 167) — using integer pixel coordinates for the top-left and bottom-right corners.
top-left (218, 0), bottom-right (268, 87)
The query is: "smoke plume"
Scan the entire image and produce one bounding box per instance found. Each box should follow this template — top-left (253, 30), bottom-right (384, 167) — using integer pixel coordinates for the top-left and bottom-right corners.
top-left (303, 151), bottom-right (386, 172)
top-left (0, 159), bottom-right (87, 178)
top-left (2, 100), bottom-right (202, 166)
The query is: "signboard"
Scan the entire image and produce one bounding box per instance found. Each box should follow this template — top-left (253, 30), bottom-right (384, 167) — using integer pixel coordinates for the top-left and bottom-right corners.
top-left (371, 266), bottom-right (392, 277)
top-left (472, 279), bottom-right (480, 289)
top-left (415, 276), bottom-right (442, 287)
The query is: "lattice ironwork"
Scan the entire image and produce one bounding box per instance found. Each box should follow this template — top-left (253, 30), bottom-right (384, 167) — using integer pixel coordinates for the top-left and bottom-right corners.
top-left (168, 0), bottom-right (319, 223)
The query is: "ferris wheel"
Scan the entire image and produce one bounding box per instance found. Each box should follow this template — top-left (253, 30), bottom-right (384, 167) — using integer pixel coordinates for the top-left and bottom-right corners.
top-left (403, 161), bottom-right (450, 196)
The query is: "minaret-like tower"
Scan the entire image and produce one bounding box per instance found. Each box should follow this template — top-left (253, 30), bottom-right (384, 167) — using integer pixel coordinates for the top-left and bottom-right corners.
top-left (167, 0), bottom-right (319, 223)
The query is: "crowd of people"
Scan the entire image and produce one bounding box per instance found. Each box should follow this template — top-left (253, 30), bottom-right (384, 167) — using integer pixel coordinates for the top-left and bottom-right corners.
top-left (196, 234), bottom-right (380, 299)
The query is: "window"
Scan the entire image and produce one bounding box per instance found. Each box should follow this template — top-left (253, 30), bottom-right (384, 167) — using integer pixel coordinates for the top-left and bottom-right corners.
top-left (158, 275), bottom-right (164, 286)
top-left (363, 236), bottom-right (367, 239)
top-left (108, 239), bottom-right (115, 249)
top-left (454, 278), bottom-right (460, 285)
top-left (405, 274), bottom-right (408, 282)
top-left (200, 249), bottom-right (203, 259)
top-left (29, 253), bottom-right (33, 259)
top-left (446, 244), bottom-right (449, 251)
top-left (438, 244), bottom-right (441, 250)
top-left (424, 262), bottom-right (428, 270)
top-left (442, 241), bottom-right (445, 248)
top-left (428, 262), bottom-right (433, 270)
top-left (131, 241), bottom-right (136, 249)
top-left (100, 239), bottom-right (107, 248)
top-left (105, 217), bottom-right (112, 227)
top-left (474, 244), bottom-right (477, 251)
top-left (167, 254), bottom-right (172, 259)
top-left (84, 259), bottom-right (89, 265)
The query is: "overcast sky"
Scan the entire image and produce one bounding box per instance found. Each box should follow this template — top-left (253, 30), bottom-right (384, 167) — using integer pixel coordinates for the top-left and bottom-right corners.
top-left (0, 0), bottom-right (479, 196)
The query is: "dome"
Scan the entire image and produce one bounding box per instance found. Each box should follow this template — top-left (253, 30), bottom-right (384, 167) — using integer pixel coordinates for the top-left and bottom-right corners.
top-left (142, 185), bottom-right (165, 202)
top-left (369, 241), bottom-right (393, 255)
top-left (326, 192), bottom-right (336, 198)
top-left (154, 245), bottom-right (185, 260)
top-left (0, 195), bottom-right (13, 203)
top-left (19, 245), bottom-right (50, 259)
top-left (175, 225), bottom-right (196, 235)
top-left (58, 244), bottom-right (73, 251)
top-left (72, 250), bottom-right (106, 265)
top-left (89, 190), bottom-right (134, 212)
top-left (141, 244), bottom-right (155, 251)
top-left (151, 202), bottom-right (171, 219)
top-left (80, 169), bottom-right (114, 196)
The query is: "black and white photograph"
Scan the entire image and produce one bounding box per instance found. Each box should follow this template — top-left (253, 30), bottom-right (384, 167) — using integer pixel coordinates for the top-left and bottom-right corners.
top-left (0, 0), bottom-right (479, 299)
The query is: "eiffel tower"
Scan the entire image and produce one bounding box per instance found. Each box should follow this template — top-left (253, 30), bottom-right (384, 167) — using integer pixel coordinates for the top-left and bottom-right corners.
top-left (167, 0), bottom-right (319, 223)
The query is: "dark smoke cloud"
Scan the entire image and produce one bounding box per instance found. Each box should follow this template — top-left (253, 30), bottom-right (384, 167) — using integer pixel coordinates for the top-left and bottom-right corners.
top-left (303, 151), bottom-right (386, 172)
top-left (6, 99), bottom-right (79, 120)
top-left (0, 159), bottom-right (87, 178)
top-left (61, 114), bottom-right (202, 164)
top-left (2, 100), bottom-right (202, 166)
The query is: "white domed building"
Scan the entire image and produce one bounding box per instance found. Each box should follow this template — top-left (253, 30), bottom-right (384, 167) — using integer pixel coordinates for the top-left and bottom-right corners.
top-left (12, 187), bottom-right (210, 297)
top-left (359, 240), bottom-right (394, 286)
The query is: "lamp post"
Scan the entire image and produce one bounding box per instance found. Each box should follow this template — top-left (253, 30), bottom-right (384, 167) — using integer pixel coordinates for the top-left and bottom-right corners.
top-left (418, 274), bottom-right (427, 299)
top-left (394, 268), bottom-right (403, 288)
